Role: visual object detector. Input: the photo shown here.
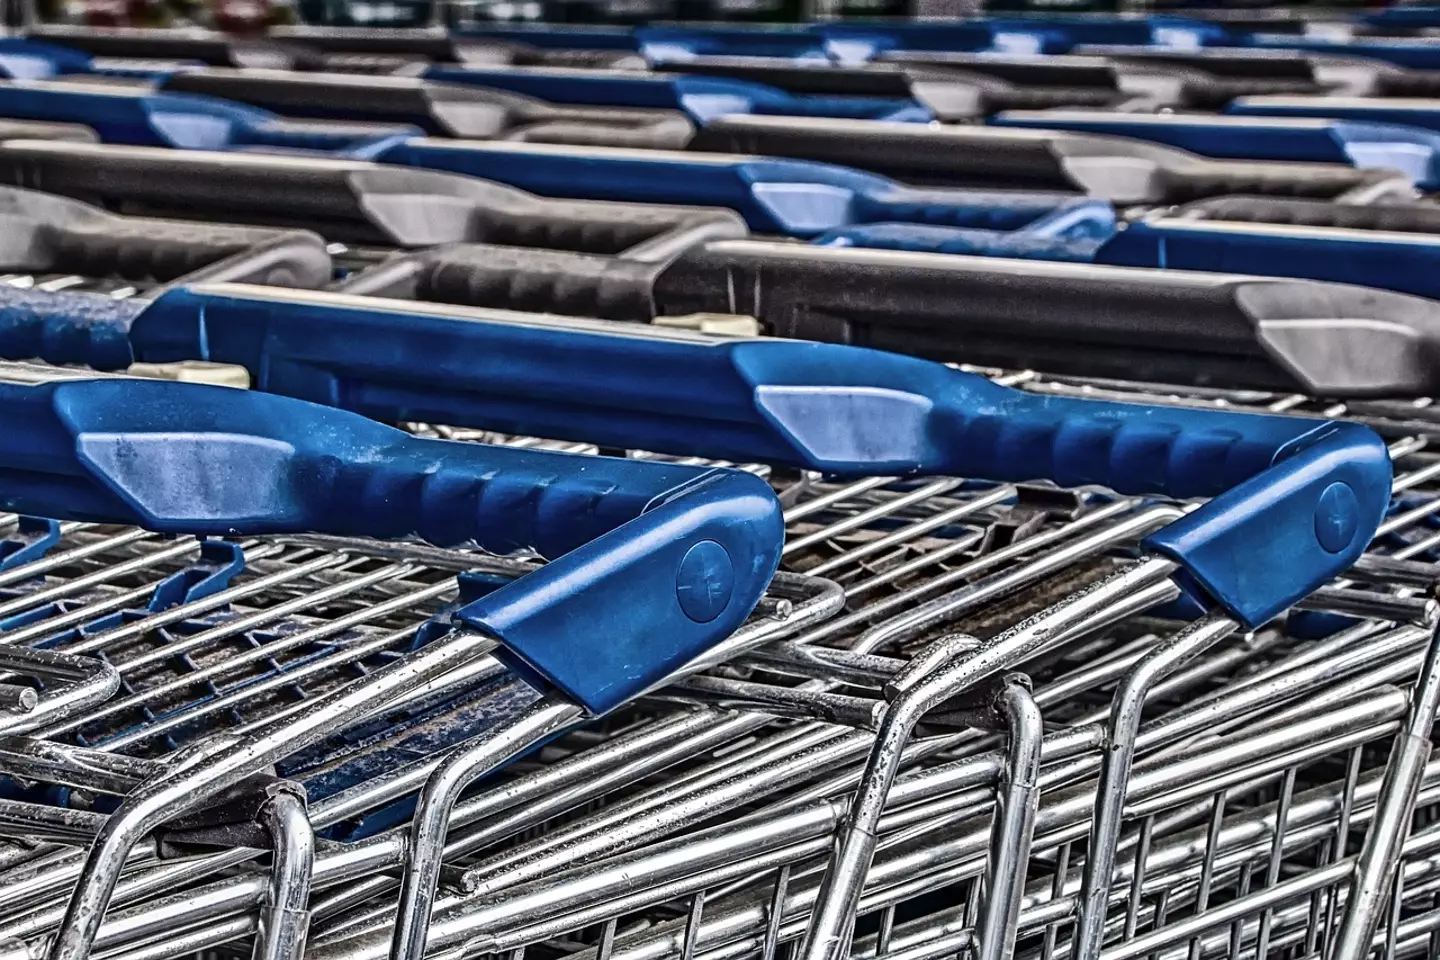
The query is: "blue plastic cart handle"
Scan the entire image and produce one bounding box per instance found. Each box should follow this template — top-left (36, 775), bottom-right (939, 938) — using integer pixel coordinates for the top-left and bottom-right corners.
top-left (991, 109), bottom-right (1440, 188)
top-left (450, 24), bottom-right (642, 51)
top-left (0, 281), bottom-right (1387, 629)
top-left (0, 81), bottom-right (420, 152)
top-left (1364, 5), bottom-right (1440, 28)
top-left (0, 375), bottom-right (783, 714)
top-left (843, 16), bottom-right (1223, 54)
top-left (635, 25), bottom-right (831, 61)
top-left (816, 197), bottom-right (1117, 258)
top-left (1246, 36), bottom-right (1440, 71)
top-left (1227, 96), bottom-right (1440, 136)
top-left (1096, 218), bottom-right (1440, 303)
top-left (0, 39), bottom-right (93, 80)
top-left (372, 138), bottom-right (1078, 236)
top-left (458, 23), bottom-right (831, 60)
top-left (420, 66), bottom-right (928, 123)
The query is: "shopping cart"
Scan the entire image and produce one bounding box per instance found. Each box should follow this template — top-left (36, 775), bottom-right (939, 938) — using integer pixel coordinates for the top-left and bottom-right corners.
top-left (871, 362), bottom-right (1440, 960)
top-left (204, 237), bottom-right (1440, 400)
top-left (267, 24), bottom-right (649, 71)
top-left (419, 62), bottom-right (936, 123)
top-left (155, 69), bottom-right (698, 146)
top-left (24, 25), bottom-right (313, 69)
top-left (0, 369), bottom-right (788, 960)
top-left (689, 116), bottom-right (1413, 207)
top-left (0, 183), bottom-right (331, 299)
top-left (1227, 96), bottom-right (1440, 136)
top-left (0, 139), bottom-right (746, 275)
top-left (987, 110), bottom-right (1440, 192)
top-left (332, 338), bottom-right (1440, 960)
top-left (0, 135), bottom-right (1112, 252)
top-left (0, 291), bottom-right (1399, 960)
top-left (881, 48), bottom-right (1350, 110)
top-left (0, 80), bottom-right (425, 153)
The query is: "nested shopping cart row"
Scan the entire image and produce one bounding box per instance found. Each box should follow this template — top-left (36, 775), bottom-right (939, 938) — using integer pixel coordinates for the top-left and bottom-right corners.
top-left (0, 284), bottom-right (1420, 960)
top-left (0, 22), bottom-right (1432, 960)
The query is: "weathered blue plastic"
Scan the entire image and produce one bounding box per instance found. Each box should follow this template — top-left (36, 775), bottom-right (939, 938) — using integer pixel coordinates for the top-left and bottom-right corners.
top-left (636, 25), bottom-right (831, 61)
top-left (817, 196), bottom-right (1116, 258)
top-left (420, 66), bottom-right (927, 123)
top-left (1096, 219), bottom-right (1440, 300)
top-left (0, 287), bottom-right (145, 370)
top-left (145, 539), bottom-right (245, 612)
top-left (1227, 96), bottom-right (1440, 136)
top-left (816, 224), bottom-right (1108, 260)
top-left (0, 376), bottom-right (784, 714)
top-left (993, 15), bottom-right (1223, 48)
top-left (0, 516), bottom-right (61, 571)
top-left (374, 139), bottom-right (1072, 236)
top-left (1246, 36), bottom-right (1440, 71)
top-left (450, 24), bottom-right (642, 51)
top-left (457, 23), bottom-right (834, 61)
top-left (93, 282), bottom-right (1391, 629)
top-left (0, 82), bottom-right (421, 152)
top-left (835, 16), bottom-right (1224, 55)
top-left (819, 20), bottom-right (1021, 57)
top-left (991, 110), bottom-right (1440, 188)
top-left (0, 39), bottom-right (93, 80)
top-left (1364, 5), bottom-right (1440, 28)
top-left (445, 17), bottom-right (1220, 59)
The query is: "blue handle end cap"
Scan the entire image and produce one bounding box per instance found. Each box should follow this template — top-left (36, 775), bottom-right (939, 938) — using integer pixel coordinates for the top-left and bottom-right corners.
top-left (675, 539), bottom-right (735, 624)
top-left (1315, 481), bottom-right (1361, 555)
top-left (1144, 423), bottom-right (1391, 630)
top-left (455, 469), bottom-right (782, 716)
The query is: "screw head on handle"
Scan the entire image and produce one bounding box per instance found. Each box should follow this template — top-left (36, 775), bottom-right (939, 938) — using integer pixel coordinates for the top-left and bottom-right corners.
top-left (675, 539), bottom-right (734, 623)
top-left (1314, 481), bottom-right (1361, 554)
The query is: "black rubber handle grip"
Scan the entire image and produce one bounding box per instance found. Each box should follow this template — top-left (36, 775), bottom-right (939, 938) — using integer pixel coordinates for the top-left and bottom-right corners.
top-left (1178, 195), bottom-right (1440, 232)
top-left (976, 85), bottom-right (1127, 111)
top-left (1375, 70), bottom-right (1440, 97)
top-left (1070, 45), bottom-right (1322, 79)
top-left (0, 120), bottom-right (97, 145)
top-left (0, 185), bottom-right (330, 288)
top-left (29, 25), bottom-right (298, 68)
top-left (1160, 160), bottom-right (1407, 204)
top-left (472, 198), bottom-right (745, 258)
top-left (49, 218), bottom-right (329, 286)
top-left (337, 243), bottom-right (666, 319)
top-left (652, 239), bottom-right (1440, 397)
top-left (502, 116), bottom-right (694, 150)
top-left (0, 141), bottom-right (745, 252)
top-left (1167, 76), bottom-right (1329, 109)
top-left (662, 57), bottom-right (919, 97)
top-left (691, 116), bottom-right (1082, 189)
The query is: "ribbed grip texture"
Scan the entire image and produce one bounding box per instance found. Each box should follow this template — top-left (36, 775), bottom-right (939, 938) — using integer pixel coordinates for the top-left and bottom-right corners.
top-left (1178, 195), bottom-right (1440, 232)
top-left (1163, 162), bottom-right (1391, 202)
top-left (983, 87), bottom-right (1125, 112)
top-left (1177, 78), bottom-right (1325, 110)
top-left (236, 119), bottom-right (417, 153)
top-left (51, 223), bottom-right (251, 282)
top-left (505, 118), bottom-right (694, 150)
top-left (416, 246), bottom-right (662, 320)
top-left (1376, 71), bottom-right (1440, 97)
top-left (0, 287), bottom-right (144, 370)
top-left (0, 377), bottom-right (729, 561)
top-left (46, 217), bottom-right (316, 284)
top-left (816, 224), bottom-right (1104, 261)
top-left (325, 443), bottom-right (690, 558)
top-left (941, 394), bottom-right (1318, 500)
top-left (853, 188), bottom-right (1082, 232)
top-left (481, 212), bottom-right (666, 255)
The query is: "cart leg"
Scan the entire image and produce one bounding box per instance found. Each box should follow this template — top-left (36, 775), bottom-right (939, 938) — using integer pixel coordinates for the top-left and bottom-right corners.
top-left (1333, 607), bottom-right (1440, 960)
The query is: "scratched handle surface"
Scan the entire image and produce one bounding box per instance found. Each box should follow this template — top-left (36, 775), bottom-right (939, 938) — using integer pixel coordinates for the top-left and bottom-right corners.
top-left (0, 376), bottom-right (756, 560)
